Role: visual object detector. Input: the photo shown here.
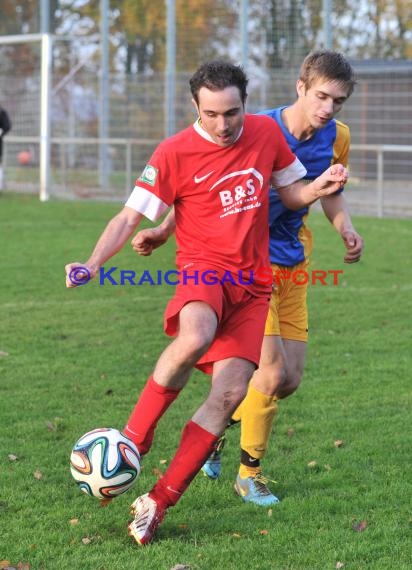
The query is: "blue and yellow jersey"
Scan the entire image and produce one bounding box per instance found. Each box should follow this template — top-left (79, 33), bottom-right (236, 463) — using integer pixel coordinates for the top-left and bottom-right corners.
top-left (259, 106), bottom-right (350, 266)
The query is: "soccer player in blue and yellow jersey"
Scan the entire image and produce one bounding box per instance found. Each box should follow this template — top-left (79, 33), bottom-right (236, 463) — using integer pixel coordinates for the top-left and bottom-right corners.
top-left (204, 51), bottom-right (365, 505)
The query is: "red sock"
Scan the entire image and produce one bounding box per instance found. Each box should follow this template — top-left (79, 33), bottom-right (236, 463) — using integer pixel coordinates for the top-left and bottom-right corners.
top-left (123, 375), bottom-right (180, 455)
top-left (149, 420), bottom-right (218, 509)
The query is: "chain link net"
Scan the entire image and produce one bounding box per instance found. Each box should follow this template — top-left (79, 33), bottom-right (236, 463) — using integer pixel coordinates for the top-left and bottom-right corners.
top-left (0, 1), bottom-right (411, 214)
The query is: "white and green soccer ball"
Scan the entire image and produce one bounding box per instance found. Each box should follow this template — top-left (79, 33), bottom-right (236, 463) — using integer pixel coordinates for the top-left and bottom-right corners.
top-left (70, 427), bottom-right (141, 500)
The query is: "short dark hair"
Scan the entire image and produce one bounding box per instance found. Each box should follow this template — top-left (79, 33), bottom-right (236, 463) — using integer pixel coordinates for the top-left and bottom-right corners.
top-left (300, 50), bottom-right (356, 96)
top-left (189, 60), bottom-right (249, 105)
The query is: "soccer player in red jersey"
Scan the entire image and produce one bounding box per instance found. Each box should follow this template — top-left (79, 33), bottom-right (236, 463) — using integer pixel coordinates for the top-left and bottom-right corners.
top-left (65, 60), bottom-right (348, 545)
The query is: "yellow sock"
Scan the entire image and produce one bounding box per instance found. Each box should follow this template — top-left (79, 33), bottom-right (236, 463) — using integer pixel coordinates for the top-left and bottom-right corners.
top-left (239, 384), bottom-right (278, 464)
top-left (231, 399), bottom-right (243, 423)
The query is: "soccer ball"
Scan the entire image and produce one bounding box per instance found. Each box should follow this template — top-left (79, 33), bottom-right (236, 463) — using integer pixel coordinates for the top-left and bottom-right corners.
top-left (70, 428), bottom-right (141, 500)
top-left (17, 150), bottom-right (32, 166)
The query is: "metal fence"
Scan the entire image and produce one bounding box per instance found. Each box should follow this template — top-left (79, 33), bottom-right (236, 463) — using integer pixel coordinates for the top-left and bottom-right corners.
top-left (1, 27), bottom-right (412, 217)
top-left (4, 135), bottom-right (412, 218)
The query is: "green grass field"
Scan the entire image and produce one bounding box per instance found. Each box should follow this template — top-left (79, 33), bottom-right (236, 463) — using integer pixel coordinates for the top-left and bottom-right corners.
top-left (0, 193), bottom-right (411, 570)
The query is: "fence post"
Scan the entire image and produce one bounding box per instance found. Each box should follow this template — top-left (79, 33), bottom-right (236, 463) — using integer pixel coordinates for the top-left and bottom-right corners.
top-left (125, 140), bottom-right (132, 199)
top-left (40, 33), bottom-right (52, 202)
top-left (240, 0), bottom-right (249, 70)
top-left (165, 0), bottom-right (176, 137)
top-left (377, 148), bottom-right (383, 218)
top-left (322, 0), bottom-right (332, 49)
top-left (99, 0), bottom-right (110, 190)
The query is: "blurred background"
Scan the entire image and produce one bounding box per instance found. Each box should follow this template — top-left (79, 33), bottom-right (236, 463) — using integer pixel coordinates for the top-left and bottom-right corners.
top-left (0, 0), bottom-right (411, 216)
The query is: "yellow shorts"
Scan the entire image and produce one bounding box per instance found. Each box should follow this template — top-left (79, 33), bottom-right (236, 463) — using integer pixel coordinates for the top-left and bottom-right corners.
top-left (264, 260), bottom-right (309, 342)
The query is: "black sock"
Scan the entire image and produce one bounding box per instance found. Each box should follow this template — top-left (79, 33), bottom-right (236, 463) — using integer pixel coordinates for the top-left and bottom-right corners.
top-left (240, 449), bottom-right (260, 468)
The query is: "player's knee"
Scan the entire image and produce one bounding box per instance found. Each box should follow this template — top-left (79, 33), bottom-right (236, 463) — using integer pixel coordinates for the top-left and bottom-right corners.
top-left (255, 364), bottom-right (287, 395)
top-left (178, 329), bottom-right (214, 361)
top-left (277, 370), bottom-right (302, 399)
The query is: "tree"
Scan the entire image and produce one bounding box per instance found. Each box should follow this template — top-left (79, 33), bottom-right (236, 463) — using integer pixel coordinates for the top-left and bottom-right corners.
top-left (114, 0), bottom-right (236, 74)
top-left (247, 0), bottom-right (318, 71)
top-left (331, 0), bottom-right (412, 58)
top-left (0, 0), bottom-right (38, 35)
top-left (114, 0), bottom-right (165, 73)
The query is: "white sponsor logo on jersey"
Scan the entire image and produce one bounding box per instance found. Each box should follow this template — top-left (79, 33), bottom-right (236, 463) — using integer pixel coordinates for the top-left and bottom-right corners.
top-left (210, 168), bottom-right (264, 216)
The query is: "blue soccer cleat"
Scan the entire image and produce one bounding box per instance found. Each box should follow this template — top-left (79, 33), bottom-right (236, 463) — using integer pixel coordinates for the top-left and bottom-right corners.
top-left (234, 472), bottom-right (280, 506)
top-left (201, 434), bottom-right (226, 480)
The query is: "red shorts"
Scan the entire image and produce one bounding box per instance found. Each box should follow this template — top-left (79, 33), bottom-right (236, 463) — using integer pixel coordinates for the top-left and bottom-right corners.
top-left (164, 272), bottom-right (270, 375)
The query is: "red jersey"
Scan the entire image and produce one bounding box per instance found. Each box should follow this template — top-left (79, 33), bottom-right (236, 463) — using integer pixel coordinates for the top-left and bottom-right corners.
top-left (126, 114), bottom-right (306, 296)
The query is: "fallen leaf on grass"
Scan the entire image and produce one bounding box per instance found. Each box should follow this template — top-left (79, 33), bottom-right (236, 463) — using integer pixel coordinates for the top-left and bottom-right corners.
top-left (81, 534), bottom-right (102, 545)
top-left (352, 520), bottom-right (368, 532)
top-left (231, 533), bottom-right (241, 538)
top-left (8, 454), bottom-right (18, 462)
top-left (287, 428), bottom-right (295, 438)
top-left (46, 417), bottom-right (63, 431)
top-left (178, 524), bottom-right (188, 529)
top-left (307, 460), bottom-right (318, 468)
top-left (152, 467), bottom-right (163, 478)
top-left (159, 459), bottom-right (168, 464)
top-left (33, 470), bottom-right (43, 480)
top-left (69, 518), bottom-right (79, 526)
top-left (99, 498), bottom-right (112, 507)
top-left (334, 440), bottom-right (344, 448)
top-left (336, 562), bottom-right (345, 569)
top-left (267, 509), bottom-right (273, 517)
top-left (0, 351), bottom-right (9, 357)
top-left (259, 529), bottom-right (269, 535)
top-left (170, 565), bottom-right (191, 570)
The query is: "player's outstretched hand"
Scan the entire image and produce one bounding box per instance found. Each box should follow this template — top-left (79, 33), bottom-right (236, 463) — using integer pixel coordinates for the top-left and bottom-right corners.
top-left (65, 262), bottom-right (95, 288)
top-left (341, 229), bottom-right (364, 263)
top-left (131, 227), bottom-right (169, 256)
top-left (314, 164), bottom-right (348, 197)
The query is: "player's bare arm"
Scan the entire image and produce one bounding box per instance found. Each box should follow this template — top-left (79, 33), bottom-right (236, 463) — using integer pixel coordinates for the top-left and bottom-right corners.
top-left (131, 207), bottom-right (176, 257)
top-left (340, 229), bottom-right (364, 263)
top-left (320, 192), bottom-right (364, 263)
top-left (65, 206), bottom-right (144, 288)
top-left (276, 164), bottom-right (348, 210)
